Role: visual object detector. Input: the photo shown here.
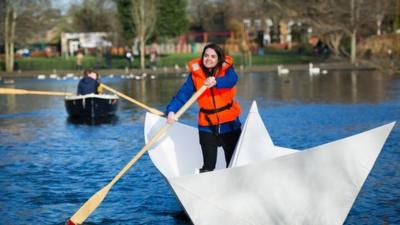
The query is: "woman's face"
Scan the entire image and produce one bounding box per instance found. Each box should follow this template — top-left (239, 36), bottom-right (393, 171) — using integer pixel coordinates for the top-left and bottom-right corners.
top-left (202, 48), bottom-right (218, 69)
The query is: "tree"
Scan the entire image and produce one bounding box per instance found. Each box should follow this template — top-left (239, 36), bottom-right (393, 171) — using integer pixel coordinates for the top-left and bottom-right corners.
top-left (154, 0), bottom-right (189, 39)
top-left (1, 0), bottom-right (58, 72)
top-left (3, 0), bottom-right (17, 72)
top-left (69, 0), bottom-right (116, 32)
top-left (114, 0), bottom-right (136, 44)
top-left (130, 0), bottom-right (157, 69)
top-left (261, 0), bottom-right (395, 64)
top-left (395, 0), bottom-right (400, 31)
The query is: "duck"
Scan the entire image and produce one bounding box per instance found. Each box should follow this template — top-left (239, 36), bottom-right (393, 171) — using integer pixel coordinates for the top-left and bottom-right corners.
top-left (3, 79), bottom-right (14, 84)
top-left (49, 74), bottom-right (59, 79)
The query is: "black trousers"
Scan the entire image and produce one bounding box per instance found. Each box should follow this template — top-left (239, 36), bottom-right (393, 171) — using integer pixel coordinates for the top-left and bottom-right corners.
top-left (199, 129), bottom-right (242, 171)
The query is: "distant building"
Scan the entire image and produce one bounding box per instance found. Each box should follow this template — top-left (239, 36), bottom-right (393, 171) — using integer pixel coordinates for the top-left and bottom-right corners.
top-left (61, 32), bottom-right (112, 56)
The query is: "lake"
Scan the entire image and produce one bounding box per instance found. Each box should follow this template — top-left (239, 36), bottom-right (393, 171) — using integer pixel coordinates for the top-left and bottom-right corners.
top-left (0, 69), bottom-right (399, 225)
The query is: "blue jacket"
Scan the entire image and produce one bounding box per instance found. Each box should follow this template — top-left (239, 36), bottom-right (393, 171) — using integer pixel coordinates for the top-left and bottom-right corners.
top-left (77, 77), bottom-right (99, 95)
top-left (166, 66), bottom-right (241, 134)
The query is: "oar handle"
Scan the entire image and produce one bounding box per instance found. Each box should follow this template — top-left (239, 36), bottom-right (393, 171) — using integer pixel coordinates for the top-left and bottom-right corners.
top-left (0, 88), bottom-right (73, 96)
top-left (175, 85), bottom-right (207, 118)
top-left (68, 85), bottom-right (208, 225)
top-left (100, 84), bottom-right (164, 116)
top-left (110, 85), bottom-right (207, 185)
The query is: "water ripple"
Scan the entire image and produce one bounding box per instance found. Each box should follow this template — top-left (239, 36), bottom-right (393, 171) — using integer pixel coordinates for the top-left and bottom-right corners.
top-left (0, 72), bottom-right (399, 224)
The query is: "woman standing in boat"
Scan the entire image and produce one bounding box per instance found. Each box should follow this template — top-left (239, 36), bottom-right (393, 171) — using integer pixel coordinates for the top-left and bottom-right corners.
top-left (77, 69), bottom-right (102, 95)
top-left (166, 43), bottom-right (242, 172)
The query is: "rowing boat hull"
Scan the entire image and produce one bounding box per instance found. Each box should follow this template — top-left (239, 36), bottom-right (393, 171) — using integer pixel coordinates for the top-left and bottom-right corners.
top-left (64, 94), bottom-right (118, 118)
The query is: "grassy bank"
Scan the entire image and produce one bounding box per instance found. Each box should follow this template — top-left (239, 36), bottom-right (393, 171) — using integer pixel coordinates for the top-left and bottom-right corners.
top-left (0, 50), bottom-right (322, 72)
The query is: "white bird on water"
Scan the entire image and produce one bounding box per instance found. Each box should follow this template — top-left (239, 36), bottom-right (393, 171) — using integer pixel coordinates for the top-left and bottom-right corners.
top-left (277, 65), bottom-right (289, 75)
top-left (309, 63), bottom-right (320, 76)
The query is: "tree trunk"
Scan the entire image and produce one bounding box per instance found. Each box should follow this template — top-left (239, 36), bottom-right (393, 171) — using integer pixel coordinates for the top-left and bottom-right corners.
top-left (350, 0), bottom-right (357, 65)
top-left (351, 30), bottom-right (357, 64)
top-left (139, 34), bottom-right (145, 70)
top-left (130, 0), bottom-right (157, 70)
top-left (377, 19), bottom-right (382, 35)
top-left (324, 33), bottom-right (343, 58)
top-left (5, 4), bottom-right (16, 72)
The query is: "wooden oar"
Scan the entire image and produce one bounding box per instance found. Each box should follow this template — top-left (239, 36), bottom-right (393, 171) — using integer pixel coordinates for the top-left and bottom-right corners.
top-left (0, 88), bottom-right (73, 96)
top-left (67, 85), bottom-right (208, 225)
top-left (100, 83), bottom-right (164, 116)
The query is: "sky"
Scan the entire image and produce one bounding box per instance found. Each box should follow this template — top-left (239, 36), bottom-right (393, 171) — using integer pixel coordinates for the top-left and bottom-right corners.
top-left (51, 0), bottom-right (82, 13)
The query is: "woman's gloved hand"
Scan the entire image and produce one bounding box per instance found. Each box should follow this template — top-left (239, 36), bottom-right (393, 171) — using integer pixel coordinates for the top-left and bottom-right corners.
top-left (204, 77), bottom-right (216, 88)
top-left (167, 111), bottom-right (177, 124)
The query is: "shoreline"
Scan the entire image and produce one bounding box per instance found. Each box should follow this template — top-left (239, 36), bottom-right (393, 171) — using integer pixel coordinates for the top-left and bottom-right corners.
top-left (0, 62), bottom-right (375, 79)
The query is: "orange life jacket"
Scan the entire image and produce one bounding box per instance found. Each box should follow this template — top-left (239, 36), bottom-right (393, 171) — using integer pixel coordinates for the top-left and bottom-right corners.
top-left (189, 55), bottom-right (241, 126)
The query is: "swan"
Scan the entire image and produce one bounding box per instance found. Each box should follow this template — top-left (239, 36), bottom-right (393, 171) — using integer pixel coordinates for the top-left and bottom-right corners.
top-left (277, 65), bottom-right (289, 75)
top-left (309, 63), bottom-right (320, 75)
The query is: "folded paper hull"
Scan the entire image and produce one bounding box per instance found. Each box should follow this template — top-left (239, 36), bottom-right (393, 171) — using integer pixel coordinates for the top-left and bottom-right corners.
top-left (144, 101), bottom-right (395, 225)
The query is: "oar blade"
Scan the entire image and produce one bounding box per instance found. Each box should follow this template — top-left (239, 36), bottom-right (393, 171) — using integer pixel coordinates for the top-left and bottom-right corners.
top-left (0, 88), bottom-right (28, 94)
top-left (68, 184), bottom-right (112, 225)
top-left (66, 85), bottom-right (208, 224)
top-left (0, 88), bottom-right (73, 96)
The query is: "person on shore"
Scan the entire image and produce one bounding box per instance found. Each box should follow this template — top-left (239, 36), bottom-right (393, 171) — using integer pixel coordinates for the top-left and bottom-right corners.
top-left (150, 48), bottom-right (158, 70)
top-left (77, 69), bottom-right (102, 95)
top-left (166, 43), bottom-right (242, 173)
top-left (95, 47), bottom-right (103, 69)
top-left (104, 47), bottom-right (112, 69)
top-left (125, 49), bottom-right (133, 69)
top-left (76, 50), bottom-right (84, 70)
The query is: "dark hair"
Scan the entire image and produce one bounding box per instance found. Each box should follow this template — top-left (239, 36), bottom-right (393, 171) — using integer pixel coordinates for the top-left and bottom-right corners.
top-left (83, 69), bottom-right (93, 77)
top-left (83, 69), bottom-right (100, 80)
top-left (200, 43), bottom-right (225, 77)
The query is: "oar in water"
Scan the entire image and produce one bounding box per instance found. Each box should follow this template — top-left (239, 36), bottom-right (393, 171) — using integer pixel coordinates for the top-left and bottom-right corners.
top-left (100, 83), bottom-right (164, 116)
top-left (0, 88), bottom-right (73, 96)
top-left (67, 85), bottom-right (208, 225)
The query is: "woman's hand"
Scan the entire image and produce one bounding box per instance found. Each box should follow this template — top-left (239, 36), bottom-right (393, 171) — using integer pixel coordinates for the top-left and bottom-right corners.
top-left (204, 77), bottom-right (216, 88)
top-left (167, 111), bottom-right (177, 124)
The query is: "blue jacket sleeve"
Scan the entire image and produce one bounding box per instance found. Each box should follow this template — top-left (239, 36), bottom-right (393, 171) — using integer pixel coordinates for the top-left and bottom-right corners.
top-left (215, 66), bottom-right (238, 88)
top-left (166, 75), bottom-right (195, 113)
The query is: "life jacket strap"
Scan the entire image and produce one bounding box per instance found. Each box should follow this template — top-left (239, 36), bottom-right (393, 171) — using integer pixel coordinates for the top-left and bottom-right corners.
top-left (199, 101), bottom-right (233, 115)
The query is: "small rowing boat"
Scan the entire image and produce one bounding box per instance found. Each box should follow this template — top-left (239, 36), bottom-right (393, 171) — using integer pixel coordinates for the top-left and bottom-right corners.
top-left (144, 101), bottom-right (395, 225)
top-left (65, 94), bottom-right (119, 118)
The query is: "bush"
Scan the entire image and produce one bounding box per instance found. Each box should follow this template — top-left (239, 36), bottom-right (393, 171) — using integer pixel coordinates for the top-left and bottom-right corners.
top-left (4, 51), bottom-right (322, 71)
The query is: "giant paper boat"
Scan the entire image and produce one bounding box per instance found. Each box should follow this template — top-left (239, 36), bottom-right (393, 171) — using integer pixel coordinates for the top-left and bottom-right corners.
top-left (144, 101), bottom-right (395, 225)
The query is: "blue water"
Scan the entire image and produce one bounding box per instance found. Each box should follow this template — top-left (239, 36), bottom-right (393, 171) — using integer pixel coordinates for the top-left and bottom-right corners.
top-left (0, 70), bottom-right (399, 224)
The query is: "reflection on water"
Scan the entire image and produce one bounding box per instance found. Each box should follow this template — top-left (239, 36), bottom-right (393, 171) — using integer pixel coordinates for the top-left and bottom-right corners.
top-left (0, 70), bottom-right (399, 225)
top-left (0, 70), bottom-right (398, 114)
top-left (238, 70), bottom-right (396, 104)
top-left (67, 116), bottom-right (119, 126)
top-left (0, 71), bottom-right (399, 113)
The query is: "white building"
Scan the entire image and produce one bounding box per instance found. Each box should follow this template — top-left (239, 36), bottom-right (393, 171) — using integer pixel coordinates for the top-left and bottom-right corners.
top-left (61, 32), bottom-right (112, 56)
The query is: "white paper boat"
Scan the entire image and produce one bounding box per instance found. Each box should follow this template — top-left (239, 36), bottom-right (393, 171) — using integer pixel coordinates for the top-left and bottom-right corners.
top-left (144, 101), bottom-right (395, 225)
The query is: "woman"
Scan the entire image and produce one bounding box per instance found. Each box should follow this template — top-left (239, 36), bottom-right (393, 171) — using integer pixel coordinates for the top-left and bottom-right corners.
top-left (166, 43), bottom-right (242, 172)
top-left (77, 69), bottom-right (102, 95)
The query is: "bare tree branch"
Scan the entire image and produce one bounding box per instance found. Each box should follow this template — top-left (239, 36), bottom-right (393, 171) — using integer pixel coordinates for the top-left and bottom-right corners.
top-left (130, 0), bottom-right (157, 69)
